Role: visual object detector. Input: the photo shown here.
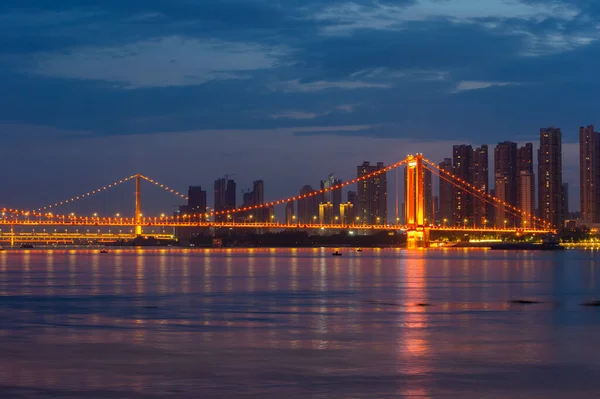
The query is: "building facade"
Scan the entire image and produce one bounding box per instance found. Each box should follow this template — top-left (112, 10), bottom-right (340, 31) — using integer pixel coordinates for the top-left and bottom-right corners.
top-left (579, 125), bottom-right (600, 224)
top-left (538, 127), bottom-right (563, 228)
top-left (298, 185), bottom-right (318, 224)
top-left (438, 158), bottom-right (454, 226)
top-left (357, 161), bottom-right (387, 225)
top-left (452, 145), bottom-right (473, 226)
top-left (517, 143), bottom-right (535, 227)
top-left (472, 145), bottom-right (489, 227)
top-left (214, 178), bottom-right (236, 222)
top-left (494, 141), bottom-right (518, 228)
top-left (285, 201), bottom-right (295, 225)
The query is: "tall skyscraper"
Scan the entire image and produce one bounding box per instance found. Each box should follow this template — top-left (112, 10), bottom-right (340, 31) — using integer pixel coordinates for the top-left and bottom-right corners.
top-left (340, 202), bottom-right (354, 225)
top-left (452, 145), bottom-right (473, 226)
top-left (517, 143), bottom-right (535, 227)
top-left (252, 180), bottom-right (265, 222)
top-left (285, 201), bottom-right (295, 225)
top-left (321, 174), bottom-right (343, 219)
top-left (187, 186), bottom-right (207, 216)
top-left (562, 183), bottom-right (569, 219)
top-left (438, 158), bottom-right (453, 225)
top-left (347, 190), bottom-right (357, 207)
top-left (472, 145), bottom-right (489, 227)
top-left (538, 127), bottom-right (563, 228)
top-left (214, 177), bottom-right (236, 222)
top-left (298, 185), bottom-right (318, 224)
top-left (579, 125), bottom-right (600, 224)
top-left (494, 141), bottom-right (517, 228)
top-left (357, 162), bottom-right (387, 225)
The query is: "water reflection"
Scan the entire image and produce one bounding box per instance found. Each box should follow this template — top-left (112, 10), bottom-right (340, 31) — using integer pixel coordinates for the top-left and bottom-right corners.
top-left (0, 248), bottom-right (597, 398)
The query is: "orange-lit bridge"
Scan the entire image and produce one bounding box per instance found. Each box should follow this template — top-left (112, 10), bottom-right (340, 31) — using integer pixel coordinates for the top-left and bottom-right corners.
top-left (0, 155), bottom-right (556, 246)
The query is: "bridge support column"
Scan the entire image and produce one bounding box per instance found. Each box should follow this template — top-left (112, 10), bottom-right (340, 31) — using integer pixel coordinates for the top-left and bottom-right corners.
top-left (10, 224), bottom-right (14, 247)
top-left (135, 174), bottom-right (142, 236)
top-left (405, 154), bottom-right (425, 227)
top-left (405, 155), bottom-right (429, 248)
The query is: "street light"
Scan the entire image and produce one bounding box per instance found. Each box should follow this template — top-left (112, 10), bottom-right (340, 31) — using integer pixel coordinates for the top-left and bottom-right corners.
top-left (463, 218), bottom-right (467, 228)
top-left (443, 218), bottom-right (447, 228)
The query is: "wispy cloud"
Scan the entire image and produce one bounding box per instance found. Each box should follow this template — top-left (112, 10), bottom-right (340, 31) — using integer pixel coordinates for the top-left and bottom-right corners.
top-left (270, 111), bottom-right (326, 120)
top-left (32, 36), bottom-right (287, 88)
top-left (452, 80), bottom-right (519, 93)
top-left (314, 0), bottom-right (579, 34)
top-left (271, 79), bottom-right (391, 93)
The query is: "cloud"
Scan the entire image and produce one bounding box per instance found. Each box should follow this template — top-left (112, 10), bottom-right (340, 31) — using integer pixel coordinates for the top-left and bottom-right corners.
top-left (270, 111), bottom-right (326, 120)
top-left (271, 79), bottom-right (392, 92)
top-left (336, 104), bottom-right (356, 113)
top-left (452, 80), bottom-right (520, 93)
top-left (314, 0), bottom-right (579, 34)
top-left (32, 36), bottom-right (287, 88)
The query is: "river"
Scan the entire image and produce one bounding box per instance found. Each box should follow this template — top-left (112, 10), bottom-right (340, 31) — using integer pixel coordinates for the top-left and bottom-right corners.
top-left (0, 248), bottom-right (599, 398)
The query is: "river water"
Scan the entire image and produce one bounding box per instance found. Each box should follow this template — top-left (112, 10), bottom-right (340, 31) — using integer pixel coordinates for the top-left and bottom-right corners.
top-left (0, 248), bottom-right (599, 398)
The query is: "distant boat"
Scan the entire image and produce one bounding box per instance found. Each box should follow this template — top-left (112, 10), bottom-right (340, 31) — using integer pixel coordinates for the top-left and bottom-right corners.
top-left (332, 251), bottom-right (342, 256)
top-left (356, 248), bottom-right (363, 252)
top-left (20, 243), bottom-right (34, 249)
top-left (100, 249), bottom-right (108, 254)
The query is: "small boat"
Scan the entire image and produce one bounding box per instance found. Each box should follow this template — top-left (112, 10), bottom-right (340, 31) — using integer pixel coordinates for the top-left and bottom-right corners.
top-left (332, 251), bottom-right (342, 256)
top-left (356, 248), bottom-right (363, 252)
top-left (100, 249), bottom-right (108, 254)
top-left (20, 243), bottom-right (34, 249)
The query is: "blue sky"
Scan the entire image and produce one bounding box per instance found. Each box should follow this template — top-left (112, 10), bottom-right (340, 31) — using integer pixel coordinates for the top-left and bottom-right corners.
top-left (0, 0), bottom-right (597, 215)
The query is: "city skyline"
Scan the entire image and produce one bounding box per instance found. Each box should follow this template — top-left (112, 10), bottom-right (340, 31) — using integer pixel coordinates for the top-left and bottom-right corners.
top-left (1, 1), bottom-right (599, 213)
top-left (0, 133), bottom-right (589, 219)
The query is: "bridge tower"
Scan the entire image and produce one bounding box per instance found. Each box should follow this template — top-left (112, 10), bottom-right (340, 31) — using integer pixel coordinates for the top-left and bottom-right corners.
top-left (405, 154), bottom-right (430, 247)
top-left (135, 174), bottom-right (142, 236)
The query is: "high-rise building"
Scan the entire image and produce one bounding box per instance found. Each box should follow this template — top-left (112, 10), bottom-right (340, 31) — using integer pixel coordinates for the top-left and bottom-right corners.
top-left (340, 202), bottom-right (354, 225)
top-left (472, 145), bottom-right (489, 227)
top-left (253, 180), bottom-right (265, 222)
top-left (519, 170), bottom-right (535, 227)
top-left (357, 162), bottom-right (387, 225)
top-left (562, 183), bottom-right (569, 218)
top-left (517, 143), bottom-right (535, 227)
top-left (285, 201), bottom-right (295, 225)
top-left (579, 125), bottom-right (600, 224)
top-left (494, 141), bottom-right (518, 228)
top-left (438, 158), bottom-right (453, 226)
top-left (187, 186), bottom-right (207, 218)
top-left (347, 191), bottom-right (357, 207)
top-left (176, 186), bottom-right (208, 239)
top-left (214, 177), bottom-right (236, 222)
top-left (452, 145), bottom-right (473, 226)
top-left (538, 127), bottom-right (563, 228)
top-left (319, 202), bottom-right (334, 224)
top-left (321, 174), bottom-right (343, 219)
top-left (298, 185), bottom-right (318, 224)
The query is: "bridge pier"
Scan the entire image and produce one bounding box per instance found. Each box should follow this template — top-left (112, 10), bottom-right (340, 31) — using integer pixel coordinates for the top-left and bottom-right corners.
top-left (406, 228), bottom-right (430, 248)
top-left (404, 154), bottom-right (430, 248)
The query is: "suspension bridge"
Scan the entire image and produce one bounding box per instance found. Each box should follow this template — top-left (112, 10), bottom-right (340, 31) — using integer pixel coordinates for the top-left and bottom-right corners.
top-left (0, 154), bottom-right (555, 247)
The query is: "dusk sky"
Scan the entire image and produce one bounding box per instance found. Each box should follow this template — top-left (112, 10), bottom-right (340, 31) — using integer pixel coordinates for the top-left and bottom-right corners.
top-left (1, 0), bottom-right (598, 215)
